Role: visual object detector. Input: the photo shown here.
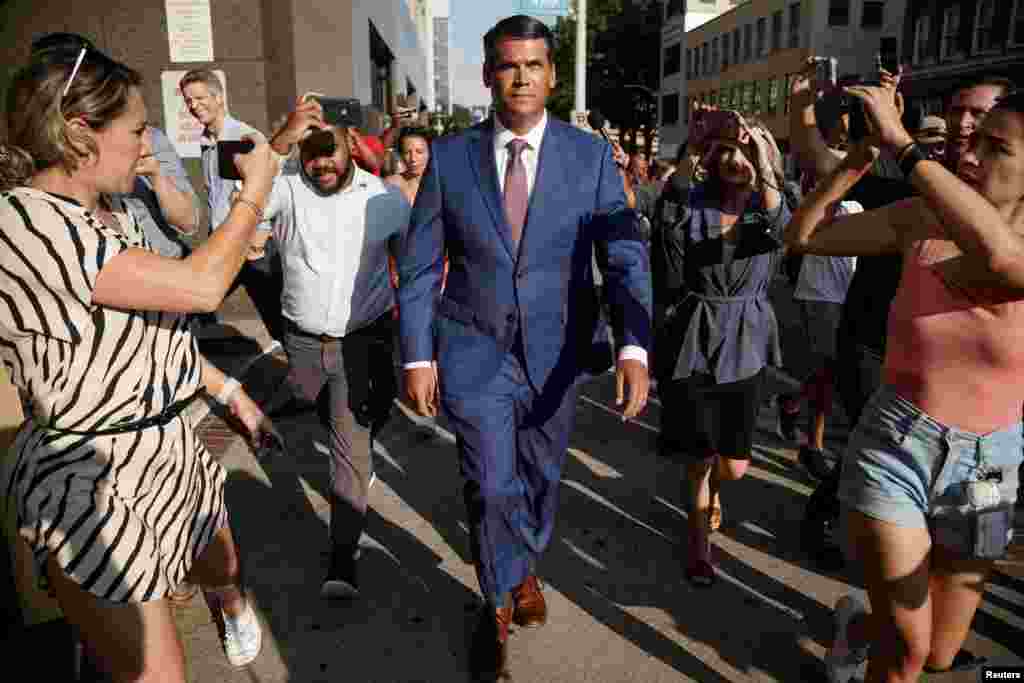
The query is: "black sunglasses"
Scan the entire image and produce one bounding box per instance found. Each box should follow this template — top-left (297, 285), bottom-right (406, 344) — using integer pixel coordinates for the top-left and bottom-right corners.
top-left (31, 34), bottom-right (122, 102)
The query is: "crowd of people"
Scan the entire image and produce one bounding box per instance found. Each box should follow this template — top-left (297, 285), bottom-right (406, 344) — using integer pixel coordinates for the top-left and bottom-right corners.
top-left (1, 15), bottom-right (1023, 683)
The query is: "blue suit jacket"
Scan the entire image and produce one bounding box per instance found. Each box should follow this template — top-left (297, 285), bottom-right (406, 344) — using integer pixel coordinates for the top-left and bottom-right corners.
top-left (398, 116), bottom-right (652, 397)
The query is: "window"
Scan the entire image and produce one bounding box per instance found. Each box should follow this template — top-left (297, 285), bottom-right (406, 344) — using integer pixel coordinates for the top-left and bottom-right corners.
top-left (753, 80), bottom-right (763, 112)
top-left (666, 0), bottom-right (684, 20)
top-left (772, 11), bottom-right (783, 51)
top-left (693, 45), bottom-right (701, 77)
top-left (732, 84), bottom-right (742, 109)
top-left (662, 93), bottom-right (680, 125)
top-left (783, 74), bottom-right (792, 113)
top-left (767, 77), bottom-right (780, 112)
top-left (712, 37), bottom-right (719, 73)
top-left (683, 96), bottom-right (690, 123)
top-left (862, 1), bottom-right (884, 28)
top-left (973, 0), bottom-right (998, 52)
top-left (913, 13), bottom-right (931, 63)
top-left (829, 0), bottom-right (851, 26)
top-left (1014, 0), bottom-right (1024, 45)
top-left (788, 3), bottom-right (801, 48)
top-left (742, 82), bottom-right (754, 113)
top-left (722, 33), bottom-right (730, 68)
top-left (940, 5), bottom-right (961, 60)
top-left (743, 23), bottom-right (752, 61)
top-left (702, 42), bottom-right (710, 75)
top-left (685, 48), bottom-right (692, 78)
top-left (664, 43), bottom-right (681, 76)
top-left (756, 17), bottom-right (766, 57)
top-left (733, 28), bottom-right (742, 64)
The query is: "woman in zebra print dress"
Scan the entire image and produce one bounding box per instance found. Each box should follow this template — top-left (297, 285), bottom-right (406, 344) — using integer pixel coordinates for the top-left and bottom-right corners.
top-left (0, 41), bottom-right (280, 679)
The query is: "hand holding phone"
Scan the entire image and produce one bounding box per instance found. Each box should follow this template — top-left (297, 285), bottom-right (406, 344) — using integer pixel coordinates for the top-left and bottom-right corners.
top-left (303, 92), bottom-right (364, 130)
top-left (217, 139), bottom-right (255, 180)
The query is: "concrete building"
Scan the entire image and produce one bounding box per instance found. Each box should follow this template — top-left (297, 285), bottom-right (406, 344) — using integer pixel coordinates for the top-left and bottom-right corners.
top-left (434, 0), bottom-right (452, 114)
top-left (899, 0), bottom-right (1024, 116)
top-left (659, 0), bottom-right (907, 159)
top-left (660, 0), bottom-right (739, 160)
top-left (409, 0), bottom-right (437, 112)
top-left (0, 0), bottom-right (430, 162)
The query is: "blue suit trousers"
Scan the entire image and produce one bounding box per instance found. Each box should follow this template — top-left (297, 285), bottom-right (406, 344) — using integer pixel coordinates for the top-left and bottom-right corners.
top-left (442, 337), bottom-right (579, 605)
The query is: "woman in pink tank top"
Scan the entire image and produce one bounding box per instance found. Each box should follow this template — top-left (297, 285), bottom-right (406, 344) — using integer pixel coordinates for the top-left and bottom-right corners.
top-left (787, 84), bottom-right (1024, 683)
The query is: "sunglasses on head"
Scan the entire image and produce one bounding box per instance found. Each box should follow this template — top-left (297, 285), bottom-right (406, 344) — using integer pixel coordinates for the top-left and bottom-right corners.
top-left (31, 33), bottom-right (121, 101)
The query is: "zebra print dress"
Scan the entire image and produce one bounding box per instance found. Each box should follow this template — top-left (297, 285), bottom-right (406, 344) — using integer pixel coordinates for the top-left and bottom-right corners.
top-left (0, 187), bottom-right (227, 603)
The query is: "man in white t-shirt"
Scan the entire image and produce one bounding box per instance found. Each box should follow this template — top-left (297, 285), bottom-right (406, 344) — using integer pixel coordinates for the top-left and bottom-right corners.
top-left (264, 100), bottom-right (411, 600)
top-left (780, 199), bottom-right (861, 477)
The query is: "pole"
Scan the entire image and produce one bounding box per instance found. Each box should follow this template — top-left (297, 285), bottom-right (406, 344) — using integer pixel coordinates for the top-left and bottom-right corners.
top-left (574, 0), bottom-right (587, 115)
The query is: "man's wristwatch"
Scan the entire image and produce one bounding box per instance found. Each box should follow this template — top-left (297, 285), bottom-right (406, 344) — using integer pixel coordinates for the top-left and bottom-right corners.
top-left (898, 142), bottom-right (927, 179)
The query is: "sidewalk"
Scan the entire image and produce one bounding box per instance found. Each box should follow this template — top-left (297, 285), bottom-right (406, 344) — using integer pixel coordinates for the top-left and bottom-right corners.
top-left (4, 283), bottom-right (1023, 681)
top-left (174, 286), bottom-right (1024, 682)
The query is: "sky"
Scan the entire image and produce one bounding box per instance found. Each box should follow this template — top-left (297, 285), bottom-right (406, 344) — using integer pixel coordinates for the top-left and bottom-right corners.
top-left (448, 1), bottom-right (559, 108)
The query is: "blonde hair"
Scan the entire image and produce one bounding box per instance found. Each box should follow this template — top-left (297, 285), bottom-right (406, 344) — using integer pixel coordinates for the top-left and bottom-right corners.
top-left (2, 48), bottom-right (142, 188)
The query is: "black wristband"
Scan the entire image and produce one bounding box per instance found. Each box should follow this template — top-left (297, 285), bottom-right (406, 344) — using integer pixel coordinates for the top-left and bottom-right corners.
top-left (898, 143), bottom-right (927, 179)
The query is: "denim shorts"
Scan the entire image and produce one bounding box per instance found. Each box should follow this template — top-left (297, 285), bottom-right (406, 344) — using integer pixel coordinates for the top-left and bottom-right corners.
top-left (838, 384), bottom-right (1023, 529)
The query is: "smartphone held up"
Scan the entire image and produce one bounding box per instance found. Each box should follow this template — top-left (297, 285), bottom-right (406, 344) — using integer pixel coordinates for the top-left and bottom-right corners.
top-left (217, 139), bottom-right (255, 180)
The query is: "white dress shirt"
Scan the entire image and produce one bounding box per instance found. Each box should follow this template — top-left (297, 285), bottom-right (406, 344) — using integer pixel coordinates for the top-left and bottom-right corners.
top-left (265, 164), bottom-right (410, 337)
top-left (406, 112), bottom-right (646, 369)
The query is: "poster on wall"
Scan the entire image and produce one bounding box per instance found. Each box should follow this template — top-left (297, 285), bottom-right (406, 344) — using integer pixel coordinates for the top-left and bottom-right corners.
top-left (166, 0), bottom-right (214, 63)
top-left (161, 69), bottom-right (226, 158)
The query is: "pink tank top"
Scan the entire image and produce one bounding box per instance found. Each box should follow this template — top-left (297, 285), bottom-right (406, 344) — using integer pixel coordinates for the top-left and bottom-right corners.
top-left (884, 238), bottom-right (1024, 434)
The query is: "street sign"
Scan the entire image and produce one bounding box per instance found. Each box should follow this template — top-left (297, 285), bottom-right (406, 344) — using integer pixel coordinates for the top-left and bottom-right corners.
top-left (517, 0), bottom-right (570, 16)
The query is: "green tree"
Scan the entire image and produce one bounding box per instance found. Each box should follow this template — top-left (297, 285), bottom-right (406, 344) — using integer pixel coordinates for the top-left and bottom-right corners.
top-left (551, 0), bottom-right (662, 158)
top-left (451, 104), bottom-right (473, 131)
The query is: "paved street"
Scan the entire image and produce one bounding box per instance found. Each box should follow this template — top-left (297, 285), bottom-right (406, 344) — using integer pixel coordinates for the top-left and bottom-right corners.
top-left (167, 281), bottom-right (1024, 682)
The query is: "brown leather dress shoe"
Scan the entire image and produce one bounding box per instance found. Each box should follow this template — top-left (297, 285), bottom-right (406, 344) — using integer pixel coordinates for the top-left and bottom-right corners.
top-left (512, 575), bottom-right (547, 628)
top-left (470, 601), bottom-right (513, 681)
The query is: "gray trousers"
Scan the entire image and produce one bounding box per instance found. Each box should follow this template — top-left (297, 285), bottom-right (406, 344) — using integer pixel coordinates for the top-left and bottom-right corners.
top-left (282, 313), bottom-right (396, 553)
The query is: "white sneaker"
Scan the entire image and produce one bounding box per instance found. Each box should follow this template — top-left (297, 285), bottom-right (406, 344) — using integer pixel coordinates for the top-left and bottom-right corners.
top-left (825, 594), bottom-right (869, 683)
top-left (222, 601), bottom-right (262, 667)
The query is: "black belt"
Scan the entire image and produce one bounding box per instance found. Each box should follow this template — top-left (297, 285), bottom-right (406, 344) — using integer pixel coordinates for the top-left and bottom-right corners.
top-left (44, 388), bottom-right (206, 436)
top-left (285, 319), bottom-right (345, 343)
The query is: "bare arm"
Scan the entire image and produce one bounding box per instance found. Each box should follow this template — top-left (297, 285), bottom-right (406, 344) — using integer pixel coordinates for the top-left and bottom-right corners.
top-left (144, 170), bottom-right (199, 234)
top-left (92, 140), bottom-right (279, 313)
top-left (139, 128), bottom-right (201, 234)
top-left (847, 82), bottom-right (1024, 289)
top-left (788, 61), bottom-right (845, 178)
top-left (785, 146), bottom-right (923, 256)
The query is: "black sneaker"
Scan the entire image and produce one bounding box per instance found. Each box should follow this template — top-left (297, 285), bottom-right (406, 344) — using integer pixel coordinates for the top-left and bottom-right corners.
top-left (777, 401), bottom-right (801, 442)
top-left (321, 554), bottom-right (359, 600)
top-left (798, 446), bottom-right (834, 481)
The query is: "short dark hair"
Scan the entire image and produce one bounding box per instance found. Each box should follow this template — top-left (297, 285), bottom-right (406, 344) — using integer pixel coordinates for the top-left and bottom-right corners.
top-left (397, 127), bottom-right (433, 151)
top-left (483, 15), bottom-right (555, 69)
top-left (948, 75), bottom-right (1017, 104)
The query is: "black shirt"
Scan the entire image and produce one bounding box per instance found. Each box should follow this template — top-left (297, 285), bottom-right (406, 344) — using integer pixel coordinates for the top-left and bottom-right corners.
top-left (837, 168), bottom-right (917, 355)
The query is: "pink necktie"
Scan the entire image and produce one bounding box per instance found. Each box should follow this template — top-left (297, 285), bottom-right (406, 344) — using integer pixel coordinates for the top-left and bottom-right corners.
top-left (503, 138), bottom-right (529, 246)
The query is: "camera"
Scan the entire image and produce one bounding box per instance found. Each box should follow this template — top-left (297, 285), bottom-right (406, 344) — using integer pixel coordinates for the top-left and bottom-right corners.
top-left (848, 52), bottom-right (901, 142)
top-left (217, 139), bottom-right (255, 180)
top-left (811, 57), bottom-right (838, 90)
top-left (303, 92), bottom-right (365, 130)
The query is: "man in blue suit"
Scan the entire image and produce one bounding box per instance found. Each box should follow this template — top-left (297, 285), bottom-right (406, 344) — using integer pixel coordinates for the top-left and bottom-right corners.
top-left (398, 15), bottom-right (652, 679)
